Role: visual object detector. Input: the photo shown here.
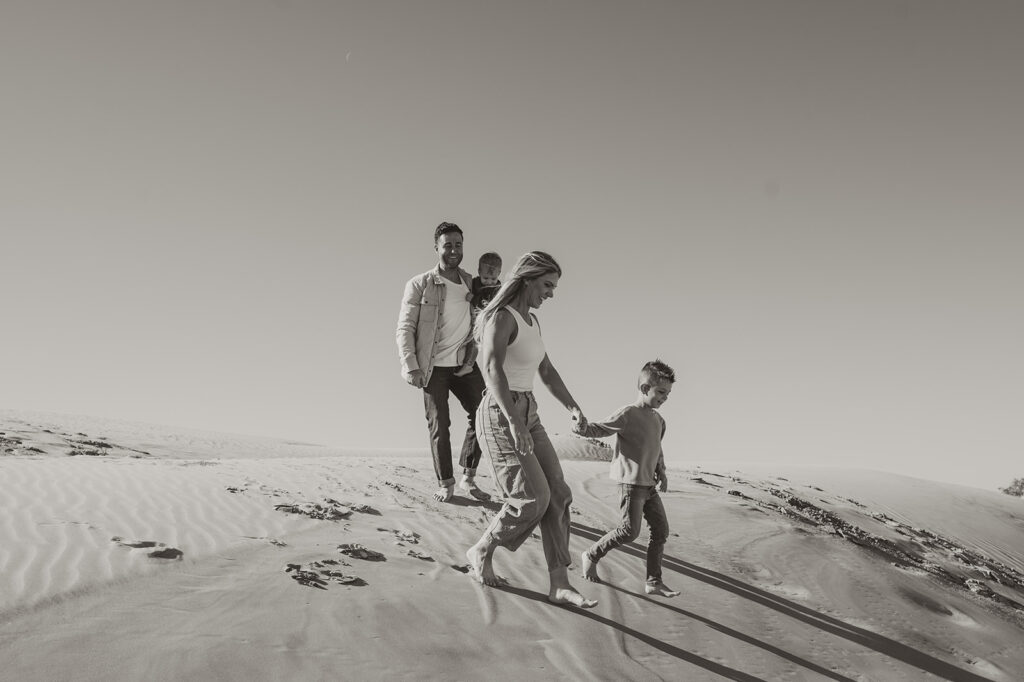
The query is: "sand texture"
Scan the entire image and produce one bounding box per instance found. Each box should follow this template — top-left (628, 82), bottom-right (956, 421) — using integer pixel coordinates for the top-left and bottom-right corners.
top-left (1, 410), bottom-right (1023, 681)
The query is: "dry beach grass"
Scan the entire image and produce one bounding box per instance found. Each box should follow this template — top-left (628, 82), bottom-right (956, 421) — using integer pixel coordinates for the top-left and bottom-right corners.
top-left (1, 409), bottom-right (1022, 681)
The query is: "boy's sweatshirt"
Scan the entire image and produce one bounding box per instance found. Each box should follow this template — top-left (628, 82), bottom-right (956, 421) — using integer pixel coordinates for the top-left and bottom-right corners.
top-left (576, 405), bottom-right (666, 486)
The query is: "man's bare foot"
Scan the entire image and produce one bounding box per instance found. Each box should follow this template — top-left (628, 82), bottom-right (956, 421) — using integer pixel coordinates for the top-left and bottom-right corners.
top-left (458, 476), bottom-right (491, 501)
top-left (645, 581), bottom-right (680, 597)
top-left (548, 586), bottom-right (598, 608)
top-left (465, 544), bottom-right (506, 587)
top-left (581, 551), bottom-right (600, 582)
top-left (433, 484), bottom-right (454, 502)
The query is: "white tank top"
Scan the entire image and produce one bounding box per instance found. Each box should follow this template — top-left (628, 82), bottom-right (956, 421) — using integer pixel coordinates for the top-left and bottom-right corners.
top-left (503, 307), bottom-right (545, 392)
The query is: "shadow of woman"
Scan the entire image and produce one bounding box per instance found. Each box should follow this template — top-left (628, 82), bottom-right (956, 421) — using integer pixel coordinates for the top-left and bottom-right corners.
top-left (570, 522), bottom-right (992, 682)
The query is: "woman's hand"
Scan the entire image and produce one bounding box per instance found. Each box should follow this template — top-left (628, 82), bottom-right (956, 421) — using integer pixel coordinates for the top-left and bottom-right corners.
top-left (510, 419), bottom-right (534, 457)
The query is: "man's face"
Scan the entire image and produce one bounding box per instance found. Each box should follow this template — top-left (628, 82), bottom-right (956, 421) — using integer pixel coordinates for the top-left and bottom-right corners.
top-left (435, 231), bottom-right (463, 270)
top-left (478, 264), bottom-right (501, 286)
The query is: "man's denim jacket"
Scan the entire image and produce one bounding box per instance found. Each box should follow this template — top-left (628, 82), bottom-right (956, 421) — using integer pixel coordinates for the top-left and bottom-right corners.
top-left (396, 265), bottom-right (478, 384)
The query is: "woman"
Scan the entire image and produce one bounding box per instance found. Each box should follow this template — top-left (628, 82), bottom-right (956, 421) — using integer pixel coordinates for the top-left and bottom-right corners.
top-left (465, 251), bottom-right (596, 608)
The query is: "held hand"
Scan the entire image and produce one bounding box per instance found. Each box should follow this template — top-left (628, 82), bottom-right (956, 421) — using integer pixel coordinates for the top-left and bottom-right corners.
top-left (406, 369), bottom-right (426, 388)
top-left (658, 475), bottom-right (668, 493)
top-left (510, 420), bottom-right (534, 457)
top-left (570, 407), bottom-right (587, 434)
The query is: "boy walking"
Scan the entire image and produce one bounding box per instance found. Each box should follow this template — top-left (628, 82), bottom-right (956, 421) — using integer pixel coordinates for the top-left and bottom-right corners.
top-left (573, 360), bottom-right (681, 597)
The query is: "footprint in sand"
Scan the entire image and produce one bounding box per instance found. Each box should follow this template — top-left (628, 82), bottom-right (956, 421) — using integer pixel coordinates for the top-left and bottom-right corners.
top-left (338, 543), bottom-right (386, 561)
top-left (285, 561), bottom-right (366, 589)
top-left (148, 547), bottom-right (184, 559)
top-left (898, 586), bottom-right (980, 625)
top-left (111, 537), bottom-right (184, 560)
top-left (378, 527), bottom-right (420, 545)
top-left (326, 498), bottom-right (379, 515)
top-left (243, 536), bottom-right (288, 547)
top-left (274, 501), bottom-right (354, 521)
top-left (407, 549), bottom-right (434, 562)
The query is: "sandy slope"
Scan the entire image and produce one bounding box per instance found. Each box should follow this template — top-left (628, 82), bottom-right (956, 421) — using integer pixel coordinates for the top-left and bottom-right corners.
top-left (1, 410), bottom-right (1022, 681)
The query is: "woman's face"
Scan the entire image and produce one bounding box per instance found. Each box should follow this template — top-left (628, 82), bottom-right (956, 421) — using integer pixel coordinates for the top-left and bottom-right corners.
top-left (522, 271), bottom-right (560, 309)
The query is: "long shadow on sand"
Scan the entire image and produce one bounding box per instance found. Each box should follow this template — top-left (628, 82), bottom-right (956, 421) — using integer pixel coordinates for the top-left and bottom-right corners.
top-left (571, 522), bottom-right (992, 682)
top-left (606, 584), bottom-right (854, 681)
top-left (445, 497), bottom-right (503, 512)
top-left (497, 584), bottom-right (766, 681)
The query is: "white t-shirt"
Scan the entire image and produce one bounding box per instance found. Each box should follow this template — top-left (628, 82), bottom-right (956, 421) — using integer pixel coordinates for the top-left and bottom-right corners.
top-left (433, 278), bottom-right (472, 367)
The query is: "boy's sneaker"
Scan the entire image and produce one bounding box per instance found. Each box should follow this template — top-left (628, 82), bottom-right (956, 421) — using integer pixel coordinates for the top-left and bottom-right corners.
top-left (645, 581), bottom-right (680, 597)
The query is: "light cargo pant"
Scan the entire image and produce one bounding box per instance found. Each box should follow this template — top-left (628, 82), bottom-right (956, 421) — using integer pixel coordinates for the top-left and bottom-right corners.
top-left (476, 390), bottom-right (573, 571)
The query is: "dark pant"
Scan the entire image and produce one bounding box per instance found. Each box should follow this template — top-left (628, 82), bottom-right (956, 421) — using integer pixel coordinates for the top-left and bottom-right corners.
top-left (423, 365), bottom-right (485, 486)
top-left (586, 484), bottom-right (669, 584)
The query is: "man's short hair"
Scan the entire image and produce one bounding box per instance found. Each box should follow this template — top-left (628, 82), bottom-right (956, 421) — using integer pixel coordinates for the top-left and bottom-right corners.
top-left (434, 222), bottom-right (463, 244)
top-left (640, 359), bottom-right (676, 386)
top-left (478, 252), bottom-right (502, 268)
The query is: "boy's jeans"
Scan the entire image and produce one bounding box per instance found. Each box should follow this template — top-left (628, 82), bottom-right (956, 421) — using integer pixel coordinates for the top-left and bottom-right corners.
top-left (586, 484), bottom-right (669, 584)
top-left (422, 365), bottom-right (485, 486)
top-left (477, 390), bottom-right (573, 571)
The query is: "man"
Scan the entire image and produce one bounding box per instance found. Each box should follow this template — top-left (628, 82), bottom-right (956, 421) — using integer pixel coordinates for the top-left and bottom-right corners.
top-left (397, 222), bottom-right (491, 502)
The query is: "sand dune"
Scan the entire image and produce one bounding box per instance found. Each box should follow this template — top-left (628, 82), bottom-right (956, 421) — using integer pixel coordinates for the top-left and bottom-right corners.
top-left (1, 410), bottom-right (1022, 681)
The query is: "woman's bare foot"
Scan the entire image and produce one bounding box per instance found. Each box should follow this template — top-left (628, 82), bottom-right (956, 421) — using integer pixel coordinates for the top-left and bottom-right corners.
top-left (458, 475), bottom-right (491, 501)
top-left (549, 587), bottom-right (598, 608)
top-left (644, 581), bottom-right (680, 597)
top-left (581, 551), bottom-right (600, 582)
top-left (433, 484), bottom-right (455, 502)
top-left (466, 541), bottom-right (506, 587)
top-left (548, 567), bottom-right (597, 608)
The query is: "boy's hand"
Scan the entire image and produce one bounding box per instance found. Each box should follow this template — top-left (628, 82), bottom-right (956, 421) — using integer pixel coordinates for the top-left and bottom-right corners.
top-left (657, 473), bottom-right (668, 493)
top-left (570, 407), bottom-right (587, 434)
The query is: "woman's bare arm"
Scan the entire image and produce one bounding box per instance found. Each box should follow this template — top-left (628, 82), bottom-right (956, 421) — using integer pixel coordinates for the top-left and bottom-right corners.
top-left (538, 354), bottom-right (583, 419)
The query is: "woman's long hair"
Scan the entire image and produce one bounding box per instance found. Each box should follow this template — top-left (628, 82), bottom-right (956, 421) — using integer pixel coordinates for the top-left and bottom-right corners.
top-left (473, 251), bottom-right (562, 345)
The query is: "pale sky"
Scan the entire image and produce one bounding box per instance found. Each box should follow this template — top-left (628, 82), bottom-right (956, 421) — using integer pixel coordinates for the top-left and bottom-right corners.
top-left (2, 1), bottom-right (1021, 491)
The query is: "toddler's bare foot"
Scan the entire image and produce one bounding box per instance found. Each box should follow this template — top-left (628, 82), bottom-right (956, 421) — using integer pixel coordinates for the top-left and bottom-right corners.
top-left (453, 365), bottom-right (473, 377)
top-left (581, 551), bottom-right (600, 582)
top-left (549, 586), bottom-right (598, 609)
top-left (465, 545), bottom-right (506, 587)
top-left (433, 484), bottom-right (455, 503)
top-left (458, 476), bottom-right (491, 501)
top-left (645, 581), bottom-right (680, 597)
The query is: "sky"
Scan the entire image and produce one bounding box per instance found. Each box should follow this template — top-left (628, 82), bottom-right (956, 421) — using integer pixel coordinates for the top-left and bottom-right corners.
top-left (2, 1), bottom-right (1021, 491)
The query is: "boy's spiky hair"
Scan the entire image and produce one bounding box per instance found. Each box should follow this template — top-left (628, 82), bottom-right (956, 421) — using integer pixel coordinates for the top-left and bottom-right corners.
top-left (478, 252), bottom-right (502, 268)
top-left (640, 359), bottom-right (676, 387)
